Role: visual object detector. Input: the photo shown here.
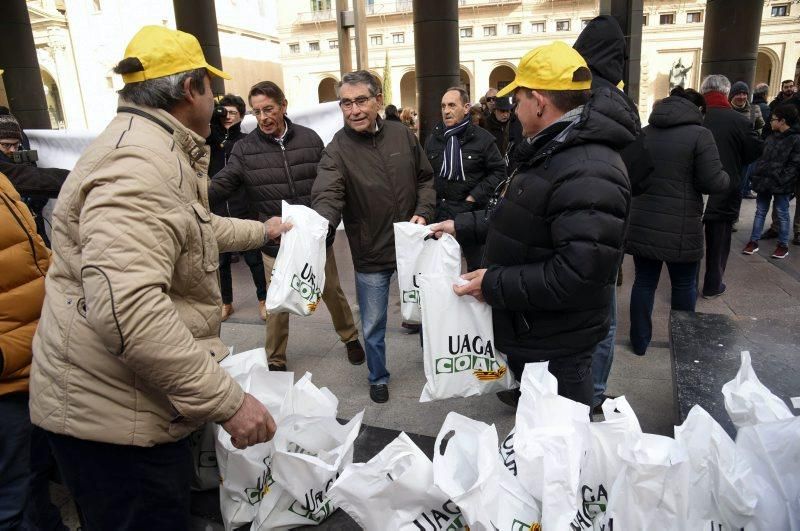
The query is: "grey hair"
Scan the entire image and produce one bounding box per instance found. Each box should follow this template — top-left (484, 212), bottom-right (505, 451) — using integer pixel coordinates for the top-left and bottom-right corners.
top-left (754, 83), bottom-right (769, 96)
top-left (700, 74), bottom-right (731, 96)
top-left (337, 70), bottom-right (382, 97)
top-left (115, 67), bottom-right (208, 111)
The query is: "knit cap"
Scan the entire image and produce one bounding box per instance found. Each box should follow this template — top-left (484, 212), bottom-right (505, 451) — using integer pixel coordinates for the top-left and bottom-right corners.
top-left (0, 114), bottom-right (22, 141)
top-left (730, 81), bottom-right (750, 97)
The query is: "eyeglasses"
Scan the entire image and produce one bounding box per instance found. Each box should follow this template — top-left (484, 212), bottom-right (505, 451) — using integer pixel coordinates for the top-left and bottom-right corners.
top-left (251, 107), bottom-right (279, 117)
top-left (339, 95), bottom-right (378, 110)
top-left (486, 97), bottom-right (497, 102)
top-left (0, 141), bottom-right (20, 151)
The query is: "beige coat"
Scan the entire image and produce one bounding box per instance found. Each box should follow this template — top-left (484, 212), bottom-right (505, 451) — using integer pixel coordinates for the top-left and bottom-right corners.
top-left (30, 102), bottom-right (266, 446)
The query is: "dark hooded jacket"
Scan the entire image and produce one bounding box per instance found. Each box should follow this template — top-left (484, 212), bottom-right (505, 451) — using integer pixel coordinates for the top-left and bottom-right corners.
top-left (574, 15), bottom-right (653, 196)
top-left (626, 97), bottom-right (729, 262)
top-left (750, 127), bottom-right (800, 195)
top-left (454, 90), bottom-right (636, 363)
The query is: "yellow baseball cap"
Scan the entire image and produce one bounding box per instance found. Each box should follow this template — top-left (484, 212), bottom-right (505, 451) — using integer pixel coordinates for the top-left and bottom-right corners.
top-left (497, 41), bottom-right (591, 97)
top-left (120, 26), bottom-right (231, 84)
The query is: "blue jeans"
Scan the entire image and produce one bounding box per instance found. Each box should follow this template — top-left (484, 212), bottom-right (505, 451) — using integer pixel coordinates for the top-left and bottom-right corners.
top-left (630, 256), bottom-right (699, 355)
top-left (751, 193), bottom-right (791, 246)
top-left (355, 269), bottom-right (395, 385)
top-left (591, 289), bottom-right (616, 407)
top-left (0, 394), bottom-right (31, 531)
top-left (740, 163), bottom-right (754, 196)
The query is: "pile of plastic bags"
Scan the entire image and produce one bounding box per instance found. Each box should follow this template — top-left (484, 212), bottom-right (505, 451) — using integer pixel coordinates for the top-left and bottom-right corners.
top-left (201, 347), bottom-right (797, 530)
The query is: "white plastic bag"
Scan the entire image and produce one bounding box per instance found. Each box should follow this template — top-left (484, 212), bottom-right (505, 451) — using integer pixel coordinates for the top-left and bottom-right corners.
top-left (418, 272), bottom-right (516, 402)
top-left (601, 433), bottom-right (691, 529)
top-left (215, 363), bottom-right (294, 531)
top-left (189, 422), bottom-right (220, 491)
top-left (412, 233), bottom-right (462, 317)
top-left (394, 222), bottom-right (431, 323)
top-left (433, 412), bottom-right (540, 531)
top-left (254, 412), bottom-right (364, 530)
top-left (265, 201), bottom-right (329, 316)
top-left (512, 363), bottom-right (589, 530)
top-left (722, 350), bottom-right (793, 431)
top-left (674, 405), bottom-right (757, 530)
top-left (570, 397), bottom-right (642, 530)
top-left (329, 432), bottom-right (467, 530)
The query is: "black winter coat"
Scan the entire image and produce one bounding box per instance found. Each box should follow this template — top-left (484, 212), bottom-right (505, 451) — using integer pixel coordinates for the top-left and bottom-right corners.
top-left (574, 14), bottom-right (653, 197)
top-left (208, 121), bottom-right (249, 218)
top-left (751, 128), bottom-right (800, 195)
top-left (455, 90), bottom-right (636, 363)
top-left (424, 122), bottom-right (506, 222)
top-left (626, 97), bottom-right (729, 262)
top-left (208, 117), bottom-right (324, 256)
top-left (702, 106), bottom-right (763, 222)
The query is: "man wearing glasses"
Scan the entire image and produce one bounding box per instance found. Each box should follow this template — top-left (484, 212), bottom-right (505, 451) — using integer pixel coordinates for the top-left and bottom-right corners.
top-left (312, 70), bottom-right (435, 403)
top-left (209, 81), bottom-right (365, 372)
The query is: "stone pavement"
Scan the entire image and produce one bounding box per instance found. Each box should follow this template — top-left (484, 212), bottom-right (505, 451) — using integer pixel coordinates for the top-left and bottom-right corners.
top-left (53, 197), bottom-right (800, 529)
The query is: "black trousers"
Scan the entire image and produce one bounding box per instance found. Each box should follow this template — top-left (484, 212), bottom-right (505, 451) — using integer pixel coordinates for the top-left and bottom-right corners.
top-left (703, 220), bottom-right (732, 296)
top-left (509, 351), bottom-right (594, 406)
top-left (219, 249), bottom-right (267, 304)
top-left (46, 432), bottom-right (192, 531)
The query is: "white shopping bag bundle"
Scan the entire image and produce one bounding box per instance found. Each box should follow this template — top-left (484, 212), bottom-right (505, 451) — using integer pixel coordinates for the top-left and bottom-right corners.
top-left (216, 350), bottom-right (295, 531)
top-left (265, 201), bottom-right (329, 316)
top-left (433, 412), bottom-right (540, 531)
top-left (674, 405), bottom-right (757, 530)
top-left (328, 432), bottom-right (466, 530)
top-left (393, 222), bottom-right (431, 323)
top-left (254, 412), bottom-right (363, 530)
top-left (722, 351), bottom-right (799, 531)
top-left (417, 241), bottom-right (516, 402)
top-left (570, 397), bottom-right (642, 530)
top-left (601, 433), bottom-right (691, 529)
top-left (513, 363), bottom-right (589, 530)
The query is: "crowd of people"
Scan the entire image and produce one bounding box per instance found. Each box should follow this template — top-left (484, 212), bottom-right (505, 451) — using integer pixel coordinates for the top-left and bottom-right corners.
top-left (1, 14), bottom-right (800, 530)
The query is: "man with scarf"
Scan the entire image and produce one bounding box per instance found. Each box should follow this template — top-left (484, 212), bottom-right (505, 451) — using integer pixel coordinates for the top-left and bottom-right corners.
top-left (700, 74), bottom-right (763, 298)
top-left (424, 87), bottom-right (506, 271)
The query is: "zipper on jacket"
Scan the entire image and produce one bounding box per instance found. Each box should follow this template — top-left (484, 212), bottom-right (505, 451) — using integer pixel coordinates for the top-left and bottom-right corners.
top-left (278, 141), bottom-right (299, 200)
top-left (0, 192), bottom-right (46, 277)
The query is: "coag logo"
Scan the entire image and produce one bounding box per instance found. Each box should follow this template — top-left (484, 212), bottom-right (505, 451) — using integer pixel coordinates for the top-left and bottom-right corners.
top-left (570, 484), bottom-right (611, 530)
top-left (287, 473), bottom-right (340, 523)
top-left (244, 458), bottom-right (274, 505)
top-left (434, 334), bottom-right (508, 381)
top-left (290, 262), bottom-right (321, 311)
top-left (402, 289), bottom-right (419, 304)
top-left (412, 500), bottom-right (464, 531)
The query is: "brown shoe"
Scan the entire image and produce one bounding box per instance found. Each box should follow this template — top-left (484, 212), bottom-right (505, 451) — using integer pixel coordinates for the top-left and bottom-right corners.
top-left (772, 244), bottom-right (789, 259)
top-left (345, 339), bottom-right (366, 365)
top-left (221, 304), bottom-right (234, 322)
top-left (742, 241), bottom-right (759, 255)
top-left (258, 300), bottom-right (267, 321)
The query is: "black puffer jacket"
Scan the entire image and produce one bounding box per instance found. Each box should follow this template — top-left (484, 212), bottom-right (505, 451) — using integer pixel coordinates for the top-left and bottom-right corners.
top-left (208, 117), bottom-right (324, 256)
top-left (626, 97), bottom-right (729, 262)
top-left (574, 15), bottom-right (653, 196)
top-left (455, 89), bottom-right (636, 362)
top-left (208, 121), bottom-right (249, 218)
top-left (702, 105), bottom-right (763, 222)
top-left (751, 128), bottom-right (800, 195)
top-left (424, 122), bottom-right (506, 221)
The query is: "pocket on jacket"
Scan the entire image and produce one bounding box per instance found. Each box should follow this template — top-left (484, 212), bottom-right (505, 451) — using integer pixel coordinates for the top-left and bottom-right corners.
top-left (190, 202), bottom-right (219, 273)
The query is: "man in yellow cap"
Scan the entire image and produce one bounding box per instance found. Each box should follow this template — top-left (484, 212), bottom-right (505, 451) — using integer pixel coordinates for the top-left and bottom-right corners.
top-left (431, 41), bottom-right (636, 407)
top-left (28, 26), bottom-right (289, 529)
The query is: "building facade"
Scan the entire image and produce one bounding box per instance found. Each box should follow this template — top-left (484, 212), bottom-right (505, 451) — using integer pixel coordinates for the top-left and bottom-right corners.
top-left (7, 0), bottom-right (800, 130)
top-left (277, 0), bottom-right (800, 121)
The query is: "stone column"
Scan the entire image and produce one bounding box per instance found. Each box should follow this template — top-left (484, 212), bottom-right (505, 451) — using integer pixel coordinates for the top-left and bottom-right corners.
top-left (413, 0), bottom-right (459, 143)
top-left (700, 0), bottom-right (764, 88)
top-left (173, 0), bottom-right (225, 96)
top-left (0, 0), bottom-right (51, 128)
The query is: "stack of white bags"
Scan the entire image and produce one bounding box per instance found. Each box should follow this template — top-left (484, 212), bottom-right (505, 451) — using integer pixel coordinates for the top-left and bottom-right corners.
top-left (203, 347), bottom-right (798, 530)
